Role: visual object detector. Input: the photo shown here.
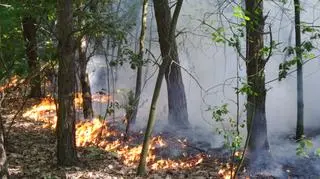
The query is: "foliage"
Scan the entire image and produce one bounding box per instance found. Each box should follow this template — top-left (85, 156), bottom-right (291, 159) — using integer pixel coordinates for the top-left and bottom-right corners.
top-left (209, 104), bottom-right (245, 155)
top-left (124, 89), bottom-right (136, 119)
top-left (0, 0), bottom-right (57, 84)
top-left (279, 24), bottom-right (319, 81)
top-left (0, 3), bottom-right (27, 80)
top-left (296, 136), bottom-right (320, 158)
top-left (109, 48), bottom-right (149, 70)
top-left (235, 82), bottom-right (258, 96)
top-left (296, 137), bottom-right (313, 158)
top-left (233, 6), bottom-right (250, 21)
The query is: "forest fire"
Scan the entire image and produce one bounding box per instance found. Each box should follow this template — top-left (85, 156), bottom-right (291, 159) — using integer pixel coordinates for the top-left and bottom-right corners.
top-left (218, 167), bottom-right (233, 179)
top-left (23, 97), bottom-right (205, 171)
top-left (217, 152), bottom-right (241, 179)
top-left (23, 97), bottom-right (57, 129)
top-left (0, 75), bottom-right (24, 92)
top-left (74, 92), bottom-right (113, 109)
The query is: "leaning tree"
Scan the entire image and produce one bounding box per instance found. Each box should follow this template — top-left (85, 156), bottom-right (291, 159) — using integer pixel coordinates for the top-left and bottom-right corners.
top-left (137, 0), bottom-right (185, 175)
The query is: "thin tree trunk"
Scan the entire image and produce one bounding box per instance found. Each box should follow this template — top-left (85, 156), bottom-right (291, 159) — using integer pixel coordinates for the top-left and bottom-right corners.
top-left (0, 114), bottom-right (8, 179)
top-left (137, 0), bottom-right (184, 175)
top-left (153, 0), bottom-right (189, 129)
top-left (144, 4), bottom-right (154, 82)
top-left (294, 0), bottom-right (304, 140)
top-left (22, 16), bottom-right (41, 98)
top-left (136, 63), bottom-right (166, 176)
top-left (56, 0), bottom-right (78, 166)
top-left (0, 133), bottom-right (7, 179)
top-left (79, 36), bottom-right (94, 119)
top-left (245, 0), bottom-right (271, 169)
top-left (128, 0), bottom-right (148, 133)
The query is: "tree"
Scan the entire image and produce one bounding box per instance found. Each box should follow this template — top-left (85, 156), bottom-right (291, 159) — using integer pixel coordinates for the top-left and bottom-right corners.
top-left (245, 0), bottom-right (271, 168)
top-left (127, 0), bottom-right (149, 136)
top-left (0, 114), bottom-right (8, 179)
top-left (137, 0), bottom-right (184, 175)
top-left (294, 0), bottom-right (304, 140)
top-left (154, 0), bottom-right (189, 129)
top-left (0, 88), bottom-right (9, 179)
top-left (56, 0), bottom-right (78, 166)
top-left (22, 16), bottom-right (41, 98)
top-left (78, 36), bottom-right (94, 119)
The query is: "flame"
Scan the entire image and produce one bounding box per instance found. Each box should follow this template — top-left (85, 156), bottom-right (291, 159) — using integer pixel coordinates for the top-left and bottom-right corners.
top-left (74, 93), bottom-right (113, 109)
top-left (74, 93), bottom-right (83, 109)
top-left (218, 168), bottom-right (231, 179)
top-left (0, 75), bottom-right (23, 92)
top-left (92, 94), bottom-right (112, 103)
top-left (218, 163), bottom-right (237, 179)
top-left (23, 97), bottom-right (57, 129)
top-left (23, 97), bottom-right (205, 170)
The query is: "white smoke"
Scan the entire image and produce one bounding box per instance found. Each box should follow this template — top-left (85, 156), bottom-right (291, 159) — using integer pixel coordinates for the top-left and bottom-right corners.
top-left (87, 0), bottom-right (320, 176)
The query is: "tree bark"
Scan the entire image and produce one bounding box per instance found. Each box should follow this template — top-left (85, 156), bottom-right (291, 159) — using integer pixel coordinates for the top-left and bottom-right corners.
top-left (22, 16), bottom-right (41, 98)
top-left (129, 0), bottom-right (148, 132)
top-left (294, 0), bottom-right (304, 140)
top-left (79, 36), bottom-right (94, 119)
top-left (245, 0), bottom-right (271, 168)
top-left (56, 0), bottom-right (78, 166)
top-left (137, 62), bottom-right (166, 176)
top-left (153, 0), bottom-right (189, 129)
top-left (0, 114), bottom-right (8, 179)
top-left (137, 0), bottom-right (184, 175)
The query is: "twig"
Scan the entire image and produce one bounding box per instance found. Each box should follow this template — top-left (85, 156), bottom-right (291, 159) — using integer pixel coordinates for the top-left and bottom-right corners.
top-left (5, 89), bottom-right (29, 142)
top-left (177, 140), bottom-right (207, 153)
top-left (171, 61), bottom-right (205, 91)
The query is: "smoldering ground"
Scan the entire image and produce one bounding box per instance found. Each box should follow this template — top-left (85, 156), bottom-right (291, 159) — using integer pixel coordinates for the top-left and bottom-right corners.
top-left (86, 0), bottom-right (320, 177)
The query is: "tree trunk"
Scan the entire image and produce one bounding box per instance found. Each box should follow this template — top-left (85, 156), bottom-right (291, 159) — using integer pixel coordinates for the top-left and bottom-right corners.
top-left (129, 0), bottom-right (148, 132)
top-left (0, 132), bottom-right (8, 179)
top-left (245, 0), bottom-right (271, 169)
top-left (294, 0), bottom-right (304, 140)
top-left (153, 0), bottom-right (189, 129)
top-left (0, 114), bottom-right (8, 179)
top-left (79, 36), bottom-right (94, 119)
top-left (22, 16), bottom-right (41, 98)
top-left (56, 0), bottom-right (78, 166)
top-left (137, 63), bottom-right (166, 176)
top-left (137, 0), bottom-right (184, 175)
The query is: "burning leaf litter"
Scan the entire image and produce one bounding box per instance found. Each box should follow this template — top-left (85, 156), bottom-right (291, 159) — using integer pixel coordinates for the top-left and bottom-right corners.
top-left (23, 97), bottom-right (206, 171)
top-left (0, 75), bottom-right (24, 92)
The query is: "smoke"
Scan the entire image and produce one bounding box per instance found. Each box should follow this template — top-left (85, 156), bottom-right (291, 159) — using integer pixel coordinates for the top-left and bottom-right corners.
top-left (87, 0), bottom-right (320, 176)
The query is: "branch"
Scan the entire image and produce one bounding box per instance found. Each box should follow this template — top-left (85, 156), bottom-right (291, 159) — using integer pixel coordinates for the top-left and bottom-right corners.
top-left (200, 20), bottom-right (247, 61)
top-left (171, 61), bottom-right (205, 91)
top-left (169, 0), bottom-right (183, 42)
top-left (145, 48), bottom-right (161, 66)
top-left (5, 90), bottom-right (28, 141)
top-left (266, 54), bottom-right (319, 84)
top-left (264, 25), bottom-right (273, 66)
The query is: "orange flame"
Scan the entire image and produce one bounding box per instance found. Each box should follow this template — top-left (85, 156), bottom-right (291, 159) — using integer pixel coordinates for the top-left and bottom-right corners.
top-left (74, 93), bottom-right (113, 110)
top-left (24, 97), bottom-right (205, 170)
top-left (218, 163), bottom-right (239, 179)
top-left (23, 97), bottom-right (57, 129)
top-left (0, 75), bottom-right (24, 92)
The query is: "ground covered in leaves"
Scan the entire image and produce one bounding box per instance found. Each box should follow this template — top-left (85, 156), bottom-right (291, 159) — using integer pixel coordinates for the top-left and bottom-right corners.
top-left (4, 97), bottom-right (227, 179)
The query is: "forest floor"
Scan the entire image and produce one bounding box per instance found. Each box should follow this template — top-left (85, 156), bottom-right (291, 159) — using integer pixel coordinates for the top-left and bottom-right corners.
top-left (4, 96), bottom-right (226, 179)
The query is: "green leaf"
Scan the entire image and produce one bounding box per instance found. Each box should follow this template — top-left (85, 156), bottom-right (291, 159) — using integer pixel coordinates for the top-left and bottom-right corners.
top-left (315, 148), bottom-right (320, 157)
top-left (212, 27), bottom-right (225, 43)
top-left (233, 6), bottom-right (250, 21)
top-left (305, 140), bottom-right (313, 148)
top-left (302, 41), bottom-right (314, 52)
